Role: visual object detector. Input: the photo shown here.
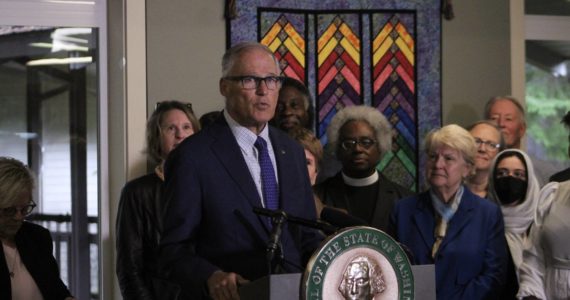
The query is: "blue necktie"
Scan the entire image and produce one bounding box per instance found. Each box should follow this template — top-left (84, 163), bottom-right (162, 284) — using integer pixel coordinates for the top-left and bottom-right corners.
top-left (254, 136), bottom-right (279, 210)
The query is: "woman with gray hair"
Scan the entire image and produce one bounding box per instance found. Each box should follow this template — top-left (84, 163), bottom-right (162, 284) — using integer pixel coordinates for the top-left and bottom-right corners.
top-left (314, 105), bottom-right (410, 232)
top-left (0, 157), bottom-right (74, 300)
top-left (389, 124), bottom-right (507, 300)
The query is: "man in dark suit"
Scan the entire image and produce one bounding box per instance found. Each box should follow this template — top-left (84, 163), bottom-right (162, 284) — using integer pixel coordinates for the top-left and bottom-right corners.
top-left (158, 42), bottom-right (323, 300)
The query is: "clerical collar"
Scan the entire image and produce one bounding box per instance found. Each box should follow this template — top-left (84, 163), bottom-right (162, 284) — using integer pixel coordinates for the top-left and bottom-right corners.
top-left (341, 170), bottom-right (379, 187)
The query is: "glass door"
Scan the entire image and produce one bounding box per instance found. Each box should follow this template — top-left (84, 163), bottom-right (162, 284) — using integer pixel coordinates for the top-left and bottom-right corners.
top-left (0, 26), bottom-right (100, 299)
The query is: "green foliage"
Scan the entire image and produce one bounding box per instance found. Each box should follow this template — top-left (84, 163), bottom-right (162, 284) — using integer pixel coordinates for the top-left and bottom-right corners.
top-left (525, 63), bottom-right (570, 162)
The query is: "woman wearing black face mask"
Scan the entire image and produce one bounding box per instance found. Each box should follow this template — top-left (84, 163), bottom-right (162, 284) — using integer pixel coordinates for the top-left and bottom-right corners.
top-left (487, 149), bottom-right (540, 299)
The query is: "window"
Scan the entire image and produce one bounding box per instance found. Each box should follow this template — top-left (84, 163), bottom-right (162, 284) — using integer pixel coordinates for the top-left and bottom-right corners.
top-left (0, 26), bottom-right (100, 299)
top-left (524, 6), bottom-right (570, 180)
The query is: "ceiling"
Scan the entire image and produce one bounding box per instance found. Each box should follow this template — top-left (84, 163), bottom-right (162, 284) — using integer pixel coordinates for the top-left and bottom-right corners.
top-left (525, 0), bottom-right (570, 72)
top-left (525, 0), bottom-right (570, 16)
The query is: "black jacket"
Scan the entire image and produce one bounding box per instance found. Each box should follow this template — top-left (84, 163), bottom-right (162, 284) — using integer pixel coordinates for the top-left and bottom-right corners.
top-left (315, 172), bottom-right (411, 231)
top-left (116, 172), bottom-right (179, 299)
top-left (0, 222), bottom-right (72, 300)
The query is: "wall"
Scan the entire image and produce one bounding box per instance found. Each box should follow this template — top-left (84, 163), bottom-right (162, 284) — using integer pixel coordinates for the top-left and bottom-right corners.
top-left (441, 0), bottom-right (512, 127)
top-left (113, 0), bottom-right (515, 297)
top-left (145, 0), bottom-right (514, 128)
top-left (146, 0), bottom-right (226, 119)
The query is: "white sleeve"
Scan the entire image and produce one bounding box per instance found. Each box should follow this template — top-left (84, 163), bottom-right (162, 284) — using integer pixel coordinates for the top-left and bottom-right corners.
top-left (516, 182), bottom-right (559, 300)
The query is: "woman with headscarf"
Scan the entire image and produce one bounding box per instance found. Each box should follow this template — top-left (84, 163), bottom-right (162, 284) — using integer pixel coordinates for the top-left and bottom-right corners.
top-left (487, 149), bottom-right (540, 299)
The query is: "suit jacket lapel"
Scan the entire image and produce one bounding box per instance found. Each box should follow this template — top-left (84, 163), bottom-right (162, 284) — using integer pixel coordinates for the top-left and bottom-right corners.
top-left (209, 118), bottom-right (264, 210)
top-left (412, 192), bottom-right (436, 250)
top-left (439, 189), bottom-right (475, 251)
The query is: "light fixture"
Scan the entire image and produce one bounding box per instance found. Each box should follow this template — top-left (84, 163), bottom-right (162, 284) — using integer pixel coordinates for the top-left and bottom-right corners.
top-left (26, 56), bottom-right (92, 66)
top-left (29, 42), bottom-right (89, 52)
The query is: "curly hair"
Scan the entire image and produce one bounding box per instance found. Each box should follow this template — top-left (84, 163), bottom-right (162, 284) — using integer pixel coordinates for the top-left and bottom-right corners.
top-left (338, 255), bottom-right (386, 297)
top-left (326, 105), bottom-right (392, 158)
top-left (0, 157), bottom-right (34, 208)
top-left (146, 100), bottom-right (200, 165)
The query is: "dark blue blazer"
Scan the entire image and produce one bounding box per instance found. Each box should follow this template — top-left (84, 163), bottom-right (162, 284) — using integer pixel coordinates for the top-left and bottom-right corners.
top-left (159, 116), bottom-right (323, 299)
top-left (389, 187), bottom-right (507, 300)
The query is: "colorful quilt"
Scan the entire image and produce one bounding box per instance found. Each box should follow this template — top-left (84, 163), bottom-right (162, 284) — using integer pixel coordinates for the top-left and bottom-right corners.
top-left (227, 1), bottom-right (441, 191)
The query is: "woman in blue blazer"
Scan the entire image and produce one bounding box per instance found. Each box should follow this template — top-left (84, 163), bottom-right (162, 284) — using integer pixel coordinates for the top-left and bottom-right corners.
top-left (389, 124), bottom-right (508, 300)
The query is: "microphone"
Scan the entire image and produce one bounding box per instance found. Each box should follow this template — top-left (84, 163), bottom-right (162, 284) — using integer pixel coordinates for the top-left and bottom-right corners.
top-left (265, 210), bottom-right (286, 268)
top-left (233, 209), bottom-right (302, 274)
top-left (253, 207), bottom-right (338, 234)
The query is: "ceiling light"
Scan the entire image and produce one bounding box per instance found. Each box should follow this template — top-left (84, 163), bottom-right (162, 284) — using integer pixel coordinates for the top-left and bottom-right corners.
top-left (26, 56), bottom-right (92, 66)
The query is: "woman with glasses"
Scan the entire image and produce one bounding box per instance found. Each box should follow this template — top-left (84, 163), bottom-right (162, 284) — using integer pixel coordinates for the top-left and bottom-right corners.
top-left (0, 156), bottom-right (74, 300)
top-left (465, 120), bottom-right (505, 198)
top-left (389, 124), bottom-right (507, 300)
top-left (115, 100), bottom-right (200, 300)
top-left (314, 105), bottom-right (410, 232)
top-left (487, 149), bottom-right (540, 299)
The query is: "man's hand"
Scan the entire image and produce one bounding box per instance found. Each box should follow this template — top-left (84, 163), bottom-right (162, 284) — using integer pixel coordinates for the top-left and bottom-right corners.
top-left (207, 270), bottom-right (249, 300)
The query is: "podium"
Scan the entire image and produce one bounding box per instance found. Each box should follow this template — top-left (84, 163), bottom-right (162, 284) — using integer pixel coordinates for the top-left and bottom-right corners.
top-left (239, 273), bottom-right (302, 300)
top-left (239, 264), bottom-right (435, 300)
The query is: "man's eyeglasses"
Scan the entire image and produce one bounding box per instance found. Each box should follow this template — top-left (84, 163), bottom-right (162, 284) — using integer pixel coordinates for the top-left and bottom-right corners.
top-left (340, 138), bottom-right (377, 151)
top-left (0, 202), bottom-right (36, 217)
top-left (224, 76), bottom-right (284, 90)
top-left (474, 138), bottom-right (500, 151)
top-left (496, 168), bottom-right (526, 180)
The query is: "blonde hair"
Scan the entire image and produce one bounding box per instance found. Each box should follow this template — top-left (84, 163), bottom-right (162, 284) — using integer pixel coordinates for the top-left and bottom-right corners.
top-left (425, 124), bottom-right (476, 166)
top-left (0, 157), bottom-right (34, 208)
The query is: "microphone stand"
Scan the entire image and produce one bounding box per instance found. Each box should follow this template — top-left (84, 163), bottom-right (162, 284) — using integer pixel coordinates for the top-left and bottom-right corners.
top-left (253, 207), bottom-right (288, 275)
top-left (266, 210), bottom-right (287, 275)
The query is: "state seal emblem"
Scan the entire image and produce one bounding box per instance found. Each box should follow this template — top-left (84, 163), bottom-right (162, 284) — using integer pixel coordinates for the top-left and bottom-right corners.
top-left (302, 226), bottom-right (414, 300)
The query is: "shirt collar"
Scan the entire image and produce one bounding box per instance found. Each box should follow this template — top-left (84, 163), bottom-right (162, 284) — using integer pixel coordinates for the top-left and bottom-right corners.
top-left (341, 170), bottom-right (379, 187)
top-left (223, 110), bottom-right (270, 152)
